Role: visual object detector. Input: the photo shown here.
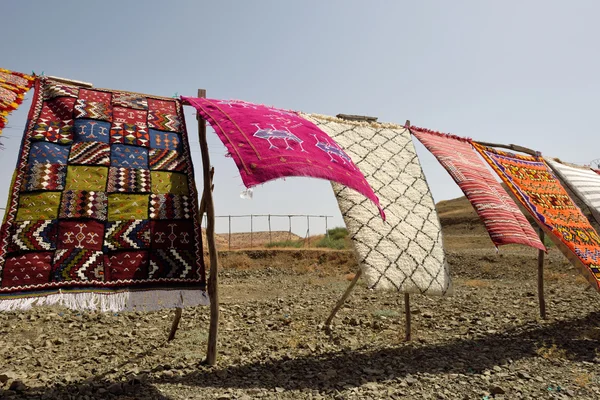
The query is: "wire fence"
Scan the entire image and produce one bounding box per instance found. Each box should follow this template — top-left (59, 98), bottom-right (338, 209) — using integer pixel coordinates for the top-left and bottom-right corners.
top-left (200, 214), bottom-right (334, 250)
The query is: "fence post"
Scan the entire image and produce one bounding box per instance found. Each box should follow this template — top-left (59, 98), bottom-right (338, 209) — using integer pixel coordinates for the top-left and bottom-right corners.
top-left (268, 214), bottom-right (272, 244)
top-left (228, 215), bottom-right (231, 251)
top-left (306, 215), bottom-right (310, 247)
top-left (325, 216), bottom-right (329, 237)
top-left (250, 214), bottom-right (253, 249)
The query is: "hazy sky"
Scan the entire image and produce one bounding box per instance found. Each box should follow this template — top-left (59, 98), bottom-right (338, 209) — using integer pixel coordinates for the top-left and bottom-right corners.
top-left (2, 1), bottom-right (599, 236)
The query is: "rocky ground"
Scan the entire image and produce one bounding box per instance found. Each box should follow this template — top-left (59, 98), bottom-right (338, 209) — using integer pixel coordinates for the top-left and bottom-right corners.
top-left (2, 198), bottom-right (600, 399)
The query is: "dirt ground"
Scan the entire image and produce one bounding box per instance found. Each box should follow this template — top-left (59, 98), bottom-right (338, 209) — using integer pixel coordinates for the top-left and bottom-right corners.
top-left (2, 196), bottom-right (600, 399)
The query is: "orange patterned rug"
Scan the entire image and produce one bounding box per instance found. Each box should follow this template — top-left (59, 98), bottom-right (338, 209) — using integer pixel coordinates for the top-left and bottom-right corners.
top-left (473, 143), bottom-right (600, 291)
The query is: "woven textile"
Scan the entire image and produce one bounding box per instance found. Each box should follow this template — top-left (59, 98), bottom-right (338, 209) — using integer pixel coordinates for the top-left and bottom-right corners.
top-left (412, 129), bottom-right (545, 250)
top-left (0, 69), bottom-right (35, 136)
top-left (302, 115), bottom-right (451, 295)
top-left (0, 77), bottom-right (207, 311)
top-left (545, 158), bottom-right (600, 226)
top-left (182, 97), bottom-right (384, 219)
top-left (473, 144), bottom-right (600, 291)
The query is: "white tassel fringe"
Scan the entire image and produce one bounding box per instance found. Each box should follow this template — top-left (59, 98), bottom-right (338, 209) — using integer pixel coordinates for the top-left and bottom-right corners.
top-left (0, 289), bottom-right (209, 313)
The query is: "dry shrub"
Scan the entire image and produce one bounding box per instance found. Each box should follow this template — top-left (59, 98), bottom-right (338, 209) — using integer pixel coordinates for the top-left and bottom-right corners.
top-left (573, 372), bottom-right (594, 387)
top-left (545, 271), bottom-right (569, 281)
top-left (463, 279), bottom-right (490, 288)
top-left (536, 342), bottom-right (568, 361)
top-left (220, 252), bottom-right (252, 270)
top-left (575, 275), bottom-right (590, 286)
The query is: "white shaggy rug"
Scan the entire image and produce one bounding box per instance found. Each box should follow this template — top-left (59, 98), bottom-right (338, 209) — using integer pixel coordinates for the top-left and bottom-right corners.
top-left (302, 114), bottom-right (452, 295)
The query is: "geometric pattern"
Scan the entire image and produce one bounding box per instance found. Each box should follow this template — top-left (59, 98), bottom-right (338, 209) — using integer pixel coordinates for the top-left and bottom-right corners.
top-left (59, 190), bottom-right (108, 220)
top-left (0, 69), bottom-right (35, 136)
top-left (473, 144), bottom-right (600, 291)
top-left (149, 249), bottom-right (195, 279)
top-left (107, 167), bottom-right (151, 193)
top-left (57, 220), bottom-right (104, 250)
top-left (73, 119), bottom-right (111, 143)
top-left (150, 220), bottom-right (194, 249)
top-left (22, 163), bottom-right (67, 191)
top-left (74, 99), bottom-right (112, 121)
top-left (303, 114), bottom-right (451, 295)
top-left (1, 252), bottom-right (54, 288)
top-left (104, 251), bottom-right (148, 281)
top-left (545, 158), bottom-right (600, 226)
top-left (149, 129), bottom-right (181, 150)
top-left (68, 142), bottom-right (111, 166)
top-left (10, 220), bottom-right (58, 251)
top-left (16, 192), bottom-right (62, 221)
top-left (51, 249), bottom-right (105, 282)
top-left (28, 142), bottom-right (70, 165)
top-left (412, 128), bottom-right (545, 251)
top-left (104, 220), bottom-right (151, 251)
top-left (108, 194), bottom-right (149, 221)
top-left (148, 112), bottom-right (181, 132)
top-left (150, 171), bottom-right (189, 195)
top-left (110, 144), bottom-right (149, 169)
top-left (0, 76), bottom-right (205, 307)
top-left (149, 149), bottom-right (186, 171)
top-left (149, 194), bottom-right (191, 219)
top-left (64, 165), bottom-right (109, 191)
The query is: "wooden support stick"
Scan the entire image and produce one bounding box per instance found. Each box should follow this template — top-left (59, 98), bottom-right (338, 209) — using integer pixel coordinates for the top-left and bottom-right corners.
top-left (325, 268), bottom-right (362, 328)
top-left (193, 89), bottom-right (221, 366)
top-left (475, 141), bottom-right (539, 157)
top-left (404, 293), bottom-right (412, 341)
top-left (168, 167), bottom-right (214, 342)
top-left (537, 227), bottom-right (547, 319)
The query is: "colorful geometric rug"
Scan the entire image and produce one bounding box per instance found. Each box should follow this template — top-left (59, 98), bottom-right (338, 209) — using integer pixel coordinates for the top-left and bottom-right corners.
top-left (0, 68), bottom-right (35, 136)
top-left (302, 114), bottom-right (451, 295)
top-left (473, 144), bottom-right (600, 291)
top-left (0, 77), bottom-right (207, 311)
top-left (181, 97), bottom-right (385, 219)
top-left (545, 158), bottom-right (600, 226)
top-left (412, 128), bottom-right (545, 251)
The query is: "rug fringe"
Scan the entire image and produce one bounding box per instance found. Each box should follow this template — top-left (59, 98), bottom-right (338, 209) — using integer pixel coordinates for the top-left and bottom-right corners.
top-left (0, 289), bottom-right (209, 312)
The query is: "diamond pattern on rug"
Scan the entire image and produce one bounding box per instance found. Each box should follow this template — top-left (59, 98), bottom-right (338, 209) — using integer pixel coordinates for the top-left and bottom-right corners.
top-left (302, 114), bottom-right (451, 295)
top-left (73, 119), bottom-right (111, 143)
top-left (149, 149), bottom-right (186, 171)
top-left (10, 220), bottom-right (58, 251)
top-left (107, 167), bottom-right (151, 193)
top-left (150, 221), bottom-right (194, 249)
top-left (149, 249), bottom-right (195, 279)
top-left (110, 106), bottom-right (149, 146)
top-left (42, 81), bottom-right (79, 100)
top-left (28, 142), bottom-right (70, 165)
top-left (105, 251), bottom-right (148, 281)
top-left (108, 194), bottom-right (149, 221)
top-left (32, 119), bottom-right (73, 144)
top-left (110, 144), bottom-right (149, 169)
top-left (112, 93), bottom-right (148, 110)
top-left (22, 163), bottom-right (67, 191)
top-left (1, 252), bottom-right (53, 288)
top-left (57, 220), bottom-right (104, 250)
top-left (104, 220), bottom-right (151, 251)
top-left (149, 129), bottom-right (181, 150)
top-left (68, 142), bottom-right (110, 166)
top-left (59, 190), bottom-right (108, 220)
top-left (51, 249), bottom-right (105, 282)
top-left (151, 171), bottom-right (189, 195)
top-left (74, 99), bottom-right (112, 121)
top-left (16, 192), bottom-right (62, 221)
top-left (149, 194), bottom-right (191, 219)
top-left (64, 165), bottom-right (108, 191)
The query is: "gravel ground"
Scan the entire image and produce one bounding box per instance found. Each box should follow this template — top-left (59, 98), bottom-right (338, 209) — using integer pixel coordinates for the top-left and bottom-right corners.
top-left (1, 242), bottom-right (600, 399)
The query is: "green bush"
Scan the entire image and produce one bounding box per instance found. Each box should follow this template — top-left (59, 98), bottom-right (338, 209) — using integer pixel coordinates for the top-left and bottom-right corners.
top-left (265, 240), bottom-right (303, 248)
top-left (326, 227), bottom-right (349, 241)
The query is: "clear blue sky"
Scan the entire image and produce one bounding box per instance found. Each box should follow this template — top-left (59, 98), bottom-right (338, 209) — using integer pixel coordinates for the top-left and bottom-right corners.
top-left (2, 1), bottom-right (599, 235)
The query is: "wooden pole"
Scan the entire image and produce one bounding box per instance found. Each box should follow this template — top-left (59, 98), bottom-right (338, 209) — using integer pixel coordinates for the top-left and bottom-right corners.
top-left (268, 214), bottom-right (272, 244)
top-left (325, 268), bottom-right (362, 328)
top-left (404, 293), bottom-right (412, 341)
top-left (537, 227), bottom-right (547, 319)
top-left (167, 307), bottom-right (183, 341)
top-left (250, 214), bottom-right (253, 249)
top-left (228, 215), bottom-right (231, 251)
top-left (475, 141), bottom-right (539, 157)
top-left (194, 89), bottom-right (220, 366)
